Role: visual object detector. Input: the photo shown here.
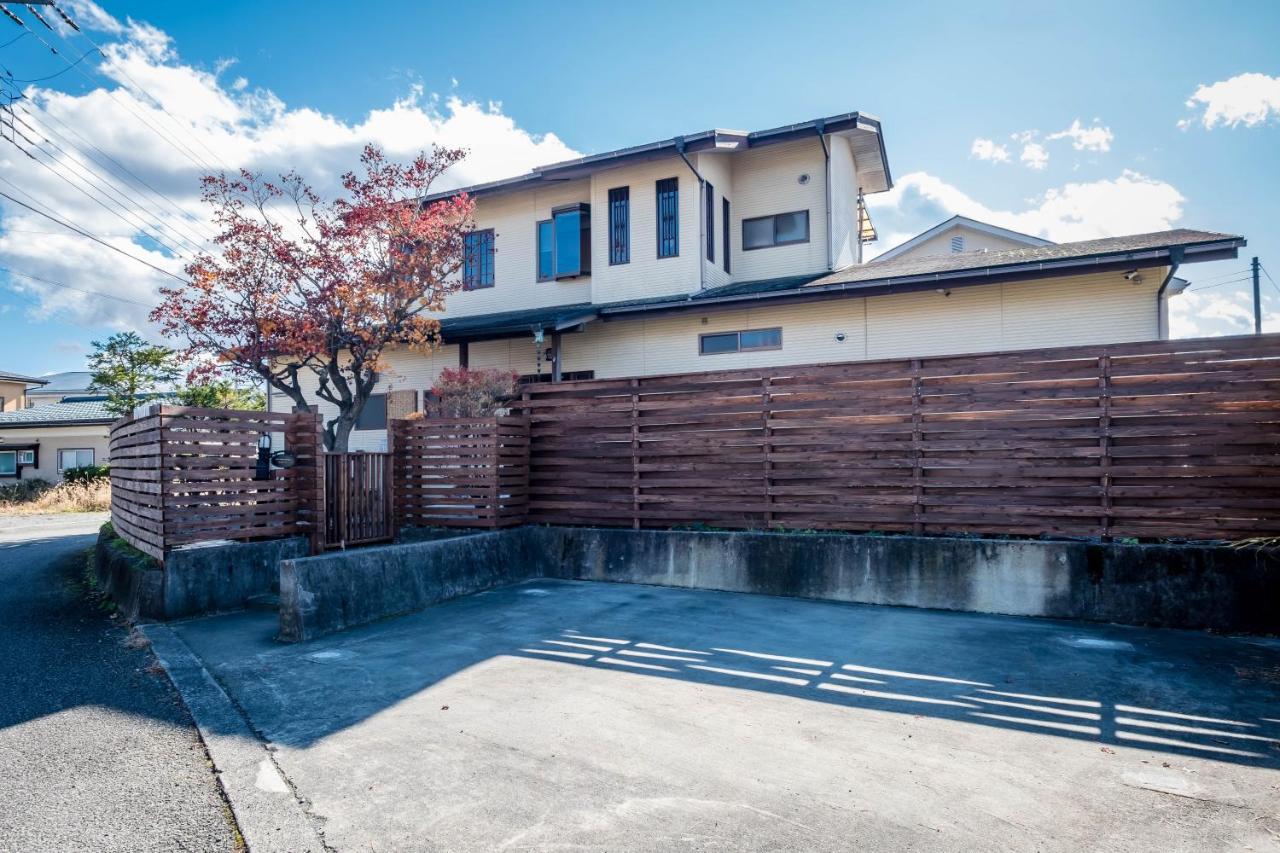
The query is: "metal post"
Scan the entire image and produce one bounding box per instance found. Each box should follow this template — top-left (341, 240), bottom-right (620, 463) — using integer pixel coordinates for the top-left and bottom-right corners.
top-left (1253, 256), bottom-right (1262, 335)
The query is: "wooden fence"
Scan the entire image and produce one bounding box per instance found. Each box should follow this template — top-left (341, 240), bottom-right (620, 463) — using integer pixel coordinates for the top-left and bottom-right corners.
top-left (518, 334), bottom-right (1280, 541)
top-left (391, 416), bottom-right (530, 529)
top-left (109, 406), bottom-right (321, 561)
top-left (324, 452), bottom-right (393, 548)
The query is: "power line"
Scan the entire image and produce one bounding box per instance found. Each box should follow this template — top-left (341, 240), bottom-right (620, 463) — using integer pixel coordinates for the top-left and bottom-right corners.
top-left (1186, 276), bottom-right (1252, 293)
top-left (7, 46), bottom-right (92, 82)
top-left (0, 181), bottom-right (187, 282)
top-left (0, 263), bottom-right (155, 308)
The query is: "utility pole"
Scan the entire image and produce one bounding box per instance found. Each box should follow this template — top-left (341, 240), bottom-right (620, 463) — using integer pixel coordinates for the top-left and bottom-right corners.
top-left (1253, 256), bottom-right (1262, 335)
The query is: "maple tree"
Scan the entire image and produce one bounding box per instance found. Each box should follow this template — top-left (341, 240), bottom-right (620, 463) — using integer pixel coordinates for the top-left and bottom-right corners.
top-left (151, 144), bottom-right (474, 450)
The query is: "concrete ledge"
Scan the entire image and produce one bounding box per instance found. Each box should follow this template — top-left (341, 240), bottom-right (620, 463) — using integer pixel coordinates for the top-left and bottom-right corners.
top-left (94, 524), bottom-right (164, 622)
top-left (279, 529), bottom-right (543, 642)
top-left (141, 624), bottom-right (326, 852)
top-left (277, 526), bottom-right (1280, 641)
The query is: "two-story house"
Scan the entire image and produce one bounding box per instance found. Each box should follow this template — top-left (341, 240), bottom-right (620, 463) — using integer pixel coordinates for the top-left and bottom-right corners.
top-left (270, 110), bottom-right (1244, 450)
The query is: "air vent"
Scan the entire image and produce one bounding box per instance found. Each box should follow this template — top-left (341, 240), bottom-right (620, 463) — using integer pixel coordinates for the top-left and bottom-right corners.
top-left (950, 234), bottom-right (965, 253)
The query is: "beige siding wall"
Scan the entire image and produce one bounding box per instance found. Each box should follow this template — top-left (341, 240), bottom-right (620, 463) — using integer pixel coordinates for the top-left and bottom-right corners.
top-left (828, 134), bottom-right (858, 269)
top-left (0, 425), bottom-right (109, 482)
top-left (0, 380), bottom-right (25, 412)
top-left (588, 159), bottom-right (700, 304)
top-left (441, 180), bottom-right (593, 319)
top-left (696, 152), bottom-right (734, 290)
top-left (889, 225), bottom-right (1037, 260)
top-left (729, 138), bottom-right (829, 282)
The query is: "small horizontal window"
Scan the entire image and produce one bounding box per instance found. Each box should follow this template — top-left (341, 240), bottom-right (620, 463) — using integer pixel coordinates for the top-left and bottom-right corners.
top-left (58, 448), bottom-right (94, 471)
top-left (743, 210), bottom-right (810, 250)
top-left (18, 450), bottom-right (35, 465)
top-left (699, 327), bottom-right (782, 355)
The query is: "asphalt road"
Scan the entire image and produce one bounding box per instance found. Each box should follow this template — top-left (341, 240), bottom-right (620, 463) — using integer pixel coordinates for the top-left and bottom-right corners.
top-left (0, 513), bottom-right (240, 852)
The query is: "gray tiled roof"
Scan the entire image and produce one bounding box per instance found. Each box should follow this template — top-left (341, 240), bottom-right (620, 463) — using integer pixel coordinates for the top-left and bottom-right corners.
top-left (809, 229), bottom-right (1241, 288)
top-left (27, 371), bottom-right (94, 393)
top-left (0, 370), bottom-right (48, 385)
top-left (0, 397), bottom-right (117, 427)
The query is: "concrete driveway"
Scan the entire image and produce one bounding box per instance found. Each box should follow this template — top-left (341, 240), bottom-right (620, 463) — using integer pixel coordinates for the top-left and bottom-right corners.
top-left (169, 579), bottom-right (1280, 852)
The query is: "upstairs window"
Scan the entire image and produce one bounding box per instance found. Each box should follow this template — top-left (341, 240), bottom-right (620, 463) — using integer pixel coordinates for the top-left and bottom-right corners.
top-left (656, 177), bottom-right (679, 258)
top-left (538, 203), bottom-right (592, 280)
top-left (743, 210), bottom-right (810, 250)
top-left (722, 197), bottom-right (730, 274)
top-left (699, 327), bottom-right (782, 355)
top-left (608, 187), bottom-right (629, 265)
top-left (463, 229), bottom-right (495, 289)
top-left (705, 181), bottom-right (715, 263)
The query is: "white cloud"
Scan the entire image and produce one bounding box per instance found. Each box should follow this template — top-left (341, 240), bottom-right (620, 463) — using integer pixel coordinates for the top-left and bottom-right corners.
top-left (1182, 72), bottom-right (1280, 129)
top-left (969, 138), bottom-right (1010, 163)
top-left (1046, 119), bottom-right (1114, 152)
top-left (0, 1), bottom-right (580, 332)
top-left (867, 169), bottom-right (1184, 249)
top-left (1020, 143), bottom-right (1049, 170)
top-left (1168, 287), bottom-right (1274, 338)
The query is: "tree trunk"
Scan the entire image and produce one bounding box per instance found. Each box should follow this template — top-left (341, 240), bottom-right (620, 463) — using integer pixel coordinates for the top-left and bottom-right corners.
top-left (327, 412), bottom-right (358, 452)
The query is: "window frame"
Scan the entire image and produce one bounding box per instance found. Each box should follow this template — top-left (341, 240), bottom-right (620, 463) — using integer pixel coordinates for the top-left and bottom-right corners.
top-left (536, 204), bottom-right (592, 280)
top-left (0, 450), bottom-right (15, 477)
top-left (355, 393), bottom-right (388, 431)
top-left (536, 219), bottom-right (554, 282)
top-left (57, 447), bottom-right (94, 472)
top-left (462, 228), bottom-right (496, 290)
top-left (17, 449), bottom-right (35, 466)
top-left (742, 210), bottom-right (810, 251)
top-left (698, 327), bottom-right (783, 356)
top-left (722, 197), bottom-right (730, 274)
top-left (655, 177), bottom-right (679, 259)
top-left (608, 186), bottom-right (630, 266)
top-left (705, 181), bottom-right (714, 263)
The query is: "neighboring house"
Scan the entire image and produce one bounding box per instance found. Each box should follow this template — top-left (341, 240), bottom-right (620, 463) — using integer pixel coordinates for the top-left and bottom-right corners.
top-left (268, 109), bottom-right (1245, 450)
top-left (875, 215), bottom-right (1053, 260)
top-left (24, 371), bottom-right (95, 408)
top-left (0, 396), bottom-right (115, 482)
top-left (0, 371), bottom-right (46, 413)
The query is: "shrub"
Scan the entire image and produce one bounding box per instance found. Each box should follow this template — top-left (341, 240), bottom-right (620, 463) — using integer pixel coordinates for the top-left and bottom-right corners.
top-left (427, 367), bottom-right (521, 418)
top-left (63, 464), bottom-right (111, 484)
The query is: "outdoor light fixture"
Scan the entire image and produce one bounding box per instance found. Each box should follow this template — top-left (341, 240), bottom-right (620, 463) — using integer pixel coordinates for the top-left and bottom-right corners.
top-left (255, 434), bottom-right (272, 481)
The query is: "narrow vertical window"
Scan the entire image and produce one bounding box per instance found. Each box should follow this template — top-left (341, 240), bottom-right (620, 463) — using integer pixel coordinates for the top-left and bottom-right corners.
top-left (536, 220), bottom-right (553, 281)
top-left (722, 197), bottom-right (730, 274)
top-left (705, 181), bottom-right (714, 263)
top-left (608, 187), bottom-right (630, 265)
top-left (463, 229), bottom-right (495, 289)
top-left (656, 177), bottom-right (679, 259)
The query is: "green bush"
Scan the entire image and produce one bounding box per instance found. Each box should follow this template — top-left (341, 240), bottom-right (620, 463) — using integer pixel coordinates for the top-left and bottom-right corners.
top-left (63, 464), bottom-right (110, 484)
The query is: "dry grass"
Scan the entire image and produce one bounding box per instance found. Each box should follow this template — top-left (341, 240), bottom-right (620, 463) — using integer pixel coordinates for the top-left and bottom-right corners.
top-left (0, 479), bottom-right (111, 514)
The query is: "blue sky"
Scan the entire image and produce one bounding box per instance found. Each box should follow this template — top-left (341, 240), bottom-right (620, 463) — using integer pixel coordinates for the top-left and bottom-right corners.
top-left (1, 0), bottom-right (1278, 376)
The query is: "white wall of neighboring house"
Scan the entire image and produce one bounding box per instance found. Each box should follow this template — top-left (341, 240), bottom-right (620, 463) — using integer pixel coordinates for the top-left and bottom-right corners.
top-left (887, 224), bottom-right (1040, 260)
top-left (828, 134), bottom-right (859, 270)
top-left (728, 138), bottom-right (830, 283)
top-left (0, 425), bottom-right (109, 482)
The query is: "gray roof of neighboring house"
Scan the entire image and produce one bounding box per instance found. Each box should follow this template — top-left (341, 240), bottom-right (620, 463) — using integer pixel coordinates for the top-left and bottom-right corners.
top-left (27, 370), bottom-right (94, 393)
top-left (0, 396), bottom-right (117, 428)
top-left (0, 370), bottom-right (47, 386)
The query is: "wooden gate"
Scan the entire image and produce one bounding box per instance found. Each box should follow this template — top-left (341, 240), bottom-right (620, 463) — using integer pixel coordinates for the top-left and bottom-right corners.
top-left (324, 452), bottom-right (393, 548)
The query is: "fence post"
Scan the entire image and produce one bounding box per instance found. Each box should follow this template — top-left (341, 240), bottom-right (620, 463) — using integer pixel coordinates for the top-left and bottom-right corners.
top-left (311, 411), bottom-right (326, 554)
top-left (910, 359), bottom-right (923, 536)
top-left (762, 375), bottom-right (773, 528)
top-left (387, 419), bottom-right (398, 537)
top-left (1098, 355), bottom-right (1112, 541)
top-left (630, 378), bottom-right (640, 530)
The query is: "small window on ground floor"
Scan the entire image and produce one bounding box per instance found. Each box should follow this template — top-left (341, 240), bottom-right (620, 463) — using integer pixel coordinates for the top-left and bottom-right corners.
top-left (699, 327), bottom-right (782, 355)
top-left (18, 449), bottom-right (35, 465)
top-left (0, 451), bottom-right (15, 476)
top-left (355, 393), bottom-right (388, 430)
top-left (58, 448), bottom-right (94, 471)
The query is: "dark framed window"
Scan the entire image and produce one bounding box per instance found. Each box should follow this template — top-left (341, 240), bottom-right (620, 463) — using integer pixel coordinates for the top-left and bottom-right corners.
top-left (705, 181), bottom-right (714, 262)
top-left (58, 448), bottom-right (95, 471)
top-left (608, 187), bottom-right (629, 265)
top-left (463, 229), bottom-right (495, 289)
top-left (742, 210), bottom-right (810, 250)
top-left (538, 203), bottom-right (592, 280)
top-left (656, 177), bottom-right (679, 258)
top-left (355, 394), bottom-right (387, 431)
top-left (722, 197), bottom-right (730, 274)
top-left (0, 451), bottom-right (15, 477)
top-left (536, 220), bottom-right (554, 281)
top-left (699, 327), bottom-right (782, 355)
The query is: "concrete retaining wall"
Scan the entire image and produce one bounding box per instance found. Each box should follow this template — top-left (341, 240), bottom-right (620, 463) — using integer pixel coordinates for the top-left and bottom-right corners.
top-left (277, 526), bottom-right (1280, 642)
top-left (94, 524), bottom-right (307, 621)
top-left (278, 530), bottom-right (542, 642)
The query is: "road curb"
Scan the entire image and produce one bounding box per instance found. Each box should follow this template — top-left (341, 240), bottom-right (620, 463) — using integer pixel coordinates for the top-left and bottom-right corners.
top-left (141, 624), bottom-right (328, 852)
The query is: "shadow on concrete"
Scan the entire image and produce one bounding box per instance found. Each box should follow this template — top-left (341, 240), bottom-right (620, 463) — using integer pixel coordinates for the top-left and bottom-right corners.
top-left (167, 579), bottom-right (1280, 769)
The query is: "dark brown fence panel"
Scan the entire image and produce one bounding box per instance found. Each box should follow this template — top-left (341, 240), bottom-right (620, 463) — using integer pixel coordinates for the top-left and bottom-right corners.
top-left (108, 406), bottom-right (320, 562)
top-left (520, 334), bottom-right (1280, 542)
top-left (324, 452), bottom-right (393, 548)
top-left (391, 416), bottom-right (530, 529)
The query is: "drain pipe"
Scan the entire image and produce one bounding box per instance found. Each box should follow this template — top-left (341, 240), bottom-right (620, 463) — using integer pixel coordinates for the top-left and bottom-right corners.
top-left (815, 119), bottom-right (832, 271)
top-left (675, 136), bottom-right (706, 291)
top-left (1155, 246), bottom-right (1184, 339)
